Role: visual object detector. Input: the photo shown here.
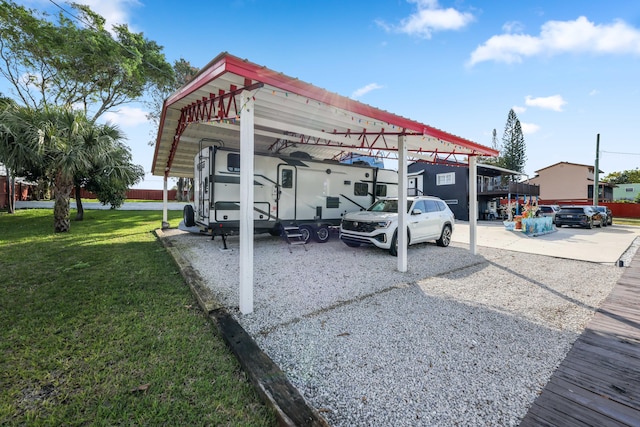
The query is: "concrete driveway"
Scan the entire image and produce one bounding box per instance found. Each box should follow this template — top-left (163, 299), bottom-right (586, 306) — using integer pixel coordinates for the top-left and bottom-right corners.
top-left (452, 221), bottom-right (640, 264)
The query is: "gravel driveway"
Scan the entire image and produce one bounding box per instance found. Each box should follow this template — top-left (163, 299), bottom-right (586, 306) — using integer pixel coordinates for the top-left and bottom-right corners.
top-left (164, 229), bottom-right (636, 426)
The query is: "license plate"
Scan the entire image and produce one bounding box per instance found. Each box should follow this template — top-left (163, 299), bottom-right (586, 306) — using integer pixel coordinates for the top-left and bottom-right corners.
top-left (566, 215), bottom-right (573, 218)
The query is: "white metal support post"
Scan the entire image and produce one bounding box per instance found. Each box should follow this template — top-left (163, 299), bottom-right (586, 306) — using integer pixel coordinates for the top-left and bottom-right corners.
top-left (239, 92), bottom-right (255, 314)
top-left (397, 135), bottom-right (408, 272)
top-left (469, 155), bottom-right (478, 255)
top-left (162, 175), bottom-right (168, 228)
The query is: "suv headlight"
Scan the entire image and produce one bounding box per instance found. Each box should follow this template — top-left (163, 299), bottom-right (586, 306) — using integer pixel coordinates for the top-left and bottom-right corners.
top-left (376, 221), bottom-right (392, 229)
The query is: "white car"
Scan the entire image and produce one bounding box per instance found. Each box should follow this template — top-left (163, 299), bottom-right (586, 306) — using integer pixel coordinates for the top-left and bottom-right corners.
top-left (339, 196), bottom-right (455, 256)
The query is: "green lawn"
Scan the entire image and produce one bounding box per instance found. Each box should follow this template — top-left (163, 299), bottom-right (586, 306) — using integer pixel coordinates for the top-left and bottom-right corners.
top-left (614, 217), bottom-right (640, 226)
top-left (0, 209), bottom-right (276, 426)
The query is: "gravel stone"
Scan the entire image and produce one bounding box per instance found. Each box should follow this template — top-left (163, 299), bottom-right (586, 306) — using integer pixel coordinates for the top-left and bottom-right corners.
top-left (165, 229), bottom-right (636, 426)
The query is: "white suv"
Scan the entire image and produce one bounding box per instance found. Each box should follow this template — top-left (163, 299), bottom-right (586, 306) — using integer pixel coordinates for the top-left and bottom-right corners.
top-left (339, 196), bottom-right (455, 256)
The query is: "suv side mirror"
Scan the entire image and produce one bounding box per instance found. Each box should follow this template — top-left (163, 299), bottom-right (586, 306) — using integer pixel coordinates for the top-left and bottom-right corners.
top-left (412, 208), bottom-right (423, 215)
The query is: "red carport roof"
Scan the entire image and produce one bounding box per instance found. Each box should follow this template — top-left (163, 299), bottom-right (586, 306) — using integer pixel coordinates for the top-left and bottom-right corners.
top-left (152, 52), bottom-right (498, 177)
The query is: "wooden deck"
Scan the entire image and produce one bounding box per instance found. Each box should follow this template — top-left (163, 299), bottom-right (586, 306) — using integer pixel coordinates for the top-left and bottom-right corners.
top-left (520, 252), bottom-right (640, 426)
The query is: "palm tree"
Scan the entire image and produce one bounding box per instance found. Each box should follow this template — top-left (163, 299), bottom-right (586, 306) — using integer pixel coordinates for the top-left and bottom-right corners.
top-left (0, 105), bottom-right (127, 232)
top-left (0, 95), bottom-right (18, 213)
top-left (73, 125), bottom-right (143, 220)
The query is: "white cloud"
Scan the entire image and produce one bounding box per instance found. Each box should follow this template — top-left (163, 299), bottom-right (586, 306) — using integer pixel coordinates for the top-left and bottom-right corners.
top-left (502, 21), bottom-right (524, 34)
top-left (377, 0), bottom-right (474, 39)
top-left (512, 105), bottom-right (526, 114)
top-left (102, 106), bottom-right (148, 127)
top-left (589, 89), bottom-right (599, 96)
top-left (525, 95), bottom-right (567, 112)
top-left (520, 122), bottom-right (540, 135)
top-left (351, 83), bottom-right (383, 99)
top-left (468, 16), bottom-right (640, 66)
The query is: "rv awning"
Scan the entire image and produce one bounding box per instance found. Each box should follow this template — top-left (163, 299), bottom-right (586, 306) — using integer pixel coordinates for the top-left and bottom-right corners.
top-left (152, 52), bottom-right (498, 178)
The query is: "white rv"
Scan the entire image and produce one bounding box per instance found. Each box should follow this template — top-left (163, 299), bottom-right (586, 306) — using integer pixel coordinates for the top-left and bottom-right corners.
top-left (183, 146), bottom-right (398, 243)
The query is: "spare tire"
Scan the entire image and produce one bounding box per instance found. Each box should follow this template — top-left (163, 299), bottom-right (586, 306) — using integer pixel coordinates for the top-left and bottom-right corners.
top-left (183, 204), bottom-right (195, 227)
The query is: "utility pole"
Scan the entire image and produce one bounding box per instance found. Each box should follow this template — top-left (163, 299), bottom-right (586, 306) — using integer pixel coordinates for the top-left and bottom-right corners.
top-left (594, 134), bottom-right (600, 206)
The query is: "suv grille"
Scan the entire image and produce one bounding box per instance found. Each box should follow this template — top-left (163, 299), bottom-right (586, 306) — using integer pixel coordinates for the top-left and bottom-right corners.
top-left (342, 220), bottom-right (377, 233)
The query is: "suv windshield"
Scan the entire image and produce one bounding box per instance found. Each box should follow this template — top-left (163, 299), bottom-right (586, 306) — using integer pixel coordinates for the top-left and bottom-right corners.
top-left (367, 199), bottom-right (417, 213)
top-left (368, 199), bottom-right (398, 213)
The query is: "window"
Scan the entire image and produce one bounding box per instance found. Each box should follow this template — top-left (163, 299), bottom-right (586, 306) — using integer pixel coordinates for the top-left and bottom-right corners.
top-left (425, 200), bottom-right (440, 213)
top-left (326, 197), bottom-right (339, 208)
top-left (227, 153), bottom-right (240, 172)
top-left (375, 184), bottom-right (387, 197)
top-left (281, 169), bottom-right (293, 188)
top-left (412, 200), bottom-right (426, 213)
top-left (354, 182), bottom-right (368, 196)
top-left (627, 188), bottom-right (634, 192)
top-left (436, 172), bottom-right (455, 186)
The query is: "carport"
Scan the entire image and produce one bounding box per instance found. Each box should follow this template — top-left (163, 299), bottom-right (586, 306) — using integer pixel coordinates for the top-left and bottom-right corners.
top-left (152, 52), bottom-right (498, 313)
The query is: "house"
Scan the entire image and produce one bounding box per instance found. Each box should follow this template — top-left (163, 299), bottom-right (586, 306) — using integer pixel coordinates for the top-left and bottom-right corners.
top-left (613, 183), bottom-right (640, 202)
top-left (528, 162), bottom-right (615, 203)
top-left (407, 161), bottom-right (539, 221)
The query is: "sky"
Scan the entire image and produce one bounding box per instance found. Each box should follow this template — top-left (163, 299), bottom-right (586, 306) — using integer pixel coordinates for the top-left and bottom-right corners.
top-left (7, 0), bottom-right (640, 189)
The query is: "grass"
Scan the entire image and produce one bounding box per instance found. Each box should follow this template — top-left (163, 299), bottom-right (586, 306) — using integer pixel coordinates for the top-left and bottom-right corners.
top-left (614, 217), bottom-right (640, 226)
top-left (0, 208), bottom-right (277, 426)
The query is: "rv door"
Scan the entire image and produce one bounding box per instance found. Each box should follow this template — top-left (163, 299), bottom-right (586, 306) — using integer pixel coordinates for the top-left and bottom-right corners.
top-left (196, 149), bottom-right (211, 224)
top-left (276, 165), bottom-right (296, 220)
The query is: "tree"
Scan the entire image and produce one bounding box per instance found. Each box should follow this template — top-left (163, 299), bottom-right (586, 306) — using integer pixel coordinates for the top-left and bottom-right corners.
top-left (602, 168), bottom-right (640, 184)
top-left (0, 94), bottom-right (17, 213)
top-left (0, 105), bottom-right (136, 232)
top-left (0, 1), bottom-right (174, 121)
top-left (0, 1), bottom-right (173, 216)
top-left (73, 128), bottom-right (144, 220)
top-left (500, 109), bottom-right (527, 177)
top-left (146, 58), bottom-right (199, 143)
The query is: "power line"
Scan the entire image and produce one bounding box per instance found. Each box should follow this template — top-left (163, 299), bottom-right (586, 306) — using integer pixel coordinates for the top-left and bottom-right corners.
top-left (601, 150), bottom-right (640, 156)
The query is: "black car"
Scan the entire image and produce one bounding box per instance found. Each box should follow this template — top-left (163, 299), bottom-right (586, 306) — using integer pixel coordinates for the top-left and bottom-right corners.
top-left (594, 205), bottom-right (613, 226)
top-left (555, 206), bottom-right (603, 229)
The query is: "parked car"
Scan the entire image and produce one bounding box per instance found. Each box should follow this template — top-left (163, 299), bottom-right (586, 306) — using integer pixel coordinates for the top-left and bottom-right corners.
top-left (555, 206), bottom-right (603, 229)
top-left (537, 205), bottom-right (560, 224)
top-left (339, 196), bottom-right (455, 256)
top-left (594, 205), bottom-right (613, 226)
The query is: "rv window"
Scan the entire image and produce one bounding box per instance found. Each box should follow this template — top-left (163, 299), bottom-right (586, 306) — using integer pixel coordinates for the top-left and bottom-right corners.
top-left (227, 153), bottom-right (240, 172)
top-left (354, 182), bottom-right (368, 196)
top-left (375, 184), bottom-right (387, 197)
top-left (281, 169), bottom-right (293, 188)
top-left (326, 197), bottom-right (339, 208)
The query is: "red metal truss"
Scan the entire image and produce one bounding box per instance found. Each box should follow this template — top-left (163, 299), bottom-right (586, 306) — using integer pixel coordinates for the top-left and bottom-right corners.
top-left (164, 80), bottom-right (264, 177)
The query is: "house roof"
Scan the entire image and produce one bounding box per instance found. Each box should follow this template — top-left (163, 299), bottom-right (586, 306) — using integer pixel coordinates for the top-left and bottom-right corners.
top-left (152, 52), bottom-right (498, 178)
top-left (534, 161), bottom-right (603, 174)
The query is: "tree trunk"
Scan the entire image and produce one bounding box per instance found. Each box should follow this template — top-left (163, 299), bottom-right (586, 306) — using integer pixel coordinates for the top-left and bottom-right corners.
top-left (7, 167), bottom-right (15, 214)
top-left (176, 177), bottom-right (184, 202)
top-left (74, 183), bottom-right (84, 221)
top-left (9, 174), bottom-right (15, 214)
top-left (53, 174), bottom-right (73, 233)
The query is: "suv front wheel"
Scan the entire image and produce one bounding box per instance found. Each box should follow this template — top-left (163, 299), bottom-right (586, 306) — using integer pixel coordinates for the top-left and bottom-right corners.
top-left (389, 229), bottom-right (410, 257)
